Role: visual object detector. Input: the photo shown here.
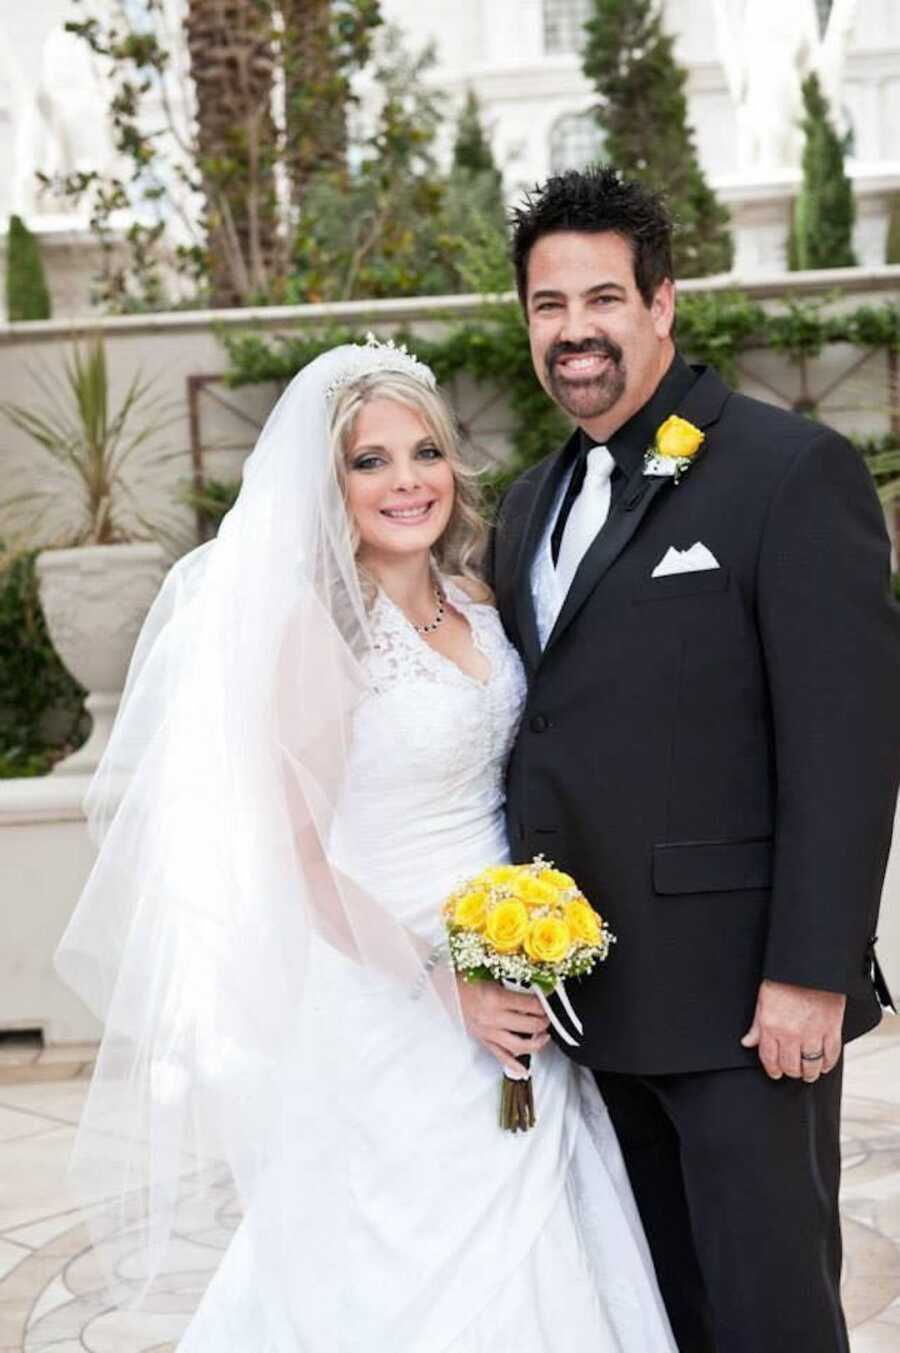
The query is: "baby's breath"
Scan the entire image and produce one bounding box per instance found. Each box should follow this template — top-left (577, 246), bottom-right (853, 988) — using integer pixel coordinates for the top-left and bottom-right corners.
top-left (444, 855), bottom-right (614, 992)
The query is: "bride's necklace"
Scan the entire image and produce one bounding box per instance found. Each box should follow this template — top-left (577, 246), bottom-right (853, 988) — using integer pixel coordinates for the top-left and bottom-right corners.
top-left (412, 582), bottom-right (446, 634)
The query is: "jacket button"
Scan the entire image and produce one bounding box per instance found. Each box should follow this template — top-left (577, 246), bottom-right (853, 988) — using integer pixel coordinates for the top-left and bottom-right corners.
top-left (530, 713), bottom-right (549, 733)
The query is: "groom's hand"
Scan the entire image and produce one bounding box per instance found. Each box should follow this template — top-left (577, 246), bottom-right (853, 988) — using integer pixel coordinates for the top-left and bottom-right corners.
top-left (457, 977), bottom-right (550, 1079)
top-left (741, 979), bottom-right (846, 1082)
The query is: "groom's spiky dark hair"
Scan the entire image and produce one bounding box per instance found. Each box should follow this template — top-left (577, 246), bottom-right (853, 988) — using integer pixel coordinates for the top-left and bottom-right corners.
top-left (510, 165), bottom-right (674, 310)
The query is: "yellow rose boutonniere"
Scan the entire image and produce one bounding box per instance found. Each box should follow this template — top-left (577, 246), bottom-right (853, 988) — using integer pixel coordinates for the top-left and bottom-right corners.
top-left (644, 414), bottom-right (705, 484)
top-left (485, 900), bottom-right (529, 953)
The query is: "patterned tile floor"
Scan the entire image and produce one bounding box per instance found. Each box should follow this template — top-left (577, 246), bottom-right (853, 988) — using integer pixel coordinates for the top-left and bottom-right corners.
top-left (0, 1021), bottom-right (899, 1351)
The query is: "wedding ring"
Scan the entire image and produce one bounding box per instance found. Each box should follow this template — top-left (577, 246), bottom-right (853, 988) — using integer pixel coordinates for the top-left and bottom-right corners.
top-left (800, 1050), bottom-right (825, 1062)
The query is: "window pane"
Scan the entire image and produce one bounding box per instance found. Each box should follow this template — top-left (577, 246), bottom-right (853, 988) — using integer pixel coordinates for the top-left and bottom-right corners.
top-left (544, 0), bottom-right (593, 55)
top-left (549, 112), bottom-right (605, 173)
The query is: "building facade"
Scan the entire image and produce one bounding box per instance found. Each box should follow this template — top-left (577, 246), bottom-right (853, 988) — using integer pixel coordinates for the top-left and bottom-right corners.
top-left (372, 0), bottom-right (900, 197)
top-left (2, 0), bottom-right (900, 305)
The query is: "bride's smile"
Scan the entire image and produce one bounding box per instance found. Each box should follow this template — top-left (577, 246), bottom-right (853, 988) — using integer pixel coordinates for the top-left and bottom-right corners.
top-left (380, 501), bottom-right (436, 521)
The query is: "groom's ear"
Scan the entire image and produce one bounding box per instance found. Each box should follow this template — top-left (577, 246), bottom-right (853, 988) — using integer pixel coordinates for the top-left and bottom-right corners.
top-left (649, 279), bottom-right (676, 340)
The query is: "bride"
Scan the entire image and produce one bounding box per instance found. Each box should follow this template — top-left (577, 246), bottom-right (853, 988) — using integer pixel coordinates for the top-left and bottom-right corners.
top-left (56, 339), bottom-right (675, 1352)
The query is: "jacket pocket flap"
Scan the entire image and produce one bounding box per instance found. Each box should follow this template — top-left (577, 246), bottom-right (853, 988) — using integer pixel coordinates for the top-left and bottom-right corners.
top-left (653, 837), bottom-right (773, 895)
top-left (634, 567), bottom-right (730, 602)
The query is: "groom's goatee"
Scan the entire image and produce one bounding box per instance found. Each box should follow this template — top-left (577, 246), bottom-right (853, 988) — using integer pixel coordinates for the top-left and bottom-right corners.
top-left (546, 337), bottom-right (625, 416)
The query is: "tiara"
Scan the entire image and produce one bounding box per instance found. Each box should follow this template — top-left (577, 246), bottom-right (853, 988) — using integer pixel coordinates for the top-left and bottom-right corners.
top-left (323, 333), bottom-right (437, 404)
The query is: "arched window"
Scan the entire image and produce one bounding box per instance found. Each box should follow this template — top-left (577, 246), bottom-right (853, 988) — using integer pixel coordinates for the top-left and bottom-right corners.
top-left (543, 0), bottom-right (593, 56)
top-left (549, 111), bottom-right (605, 173)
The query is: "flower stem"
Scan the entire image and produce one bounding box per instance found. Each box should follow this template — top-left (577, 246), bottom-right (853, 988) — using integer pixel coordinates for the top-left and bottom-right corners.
top-left (500, 1055), bottom-right (535, 1131)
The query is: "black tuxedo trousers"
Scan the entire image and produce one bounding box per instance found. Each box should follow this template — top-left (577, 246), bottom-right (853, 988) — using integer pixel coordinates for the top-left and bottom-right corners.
top-left (595, 1061), bottom-right (847, 1353)
top-left (491, 367), bottom-right (900, 1352)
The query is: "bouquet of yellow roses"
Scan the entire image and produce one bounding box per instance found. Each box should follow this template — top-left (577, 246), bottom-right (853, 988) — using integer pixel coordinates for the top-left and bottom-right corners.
top-left (442, 856), bottom-right (614, 1132)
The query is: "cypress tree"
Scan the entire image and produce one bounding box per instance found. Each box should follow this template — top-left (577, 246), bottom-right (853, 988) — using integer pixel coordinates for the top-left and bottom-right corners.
top-left (453, 90), bottom-right (500, 183)
top-left (886, 195), bottom-right (900, 266)
top-left (450, 88), bottom-right (504, 221)
top-left (5, 216), bottom-right (51, 322)
top-left (582, 0), bottom-right (733, 278)
top-left (793, 73), bottom-right (857, 270)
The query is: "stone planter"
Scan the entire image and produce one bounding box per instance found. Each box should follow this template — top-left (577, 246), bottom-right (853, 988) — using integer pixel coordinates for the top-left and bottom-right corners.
top-left (35, 542), bottom-right (168, 776)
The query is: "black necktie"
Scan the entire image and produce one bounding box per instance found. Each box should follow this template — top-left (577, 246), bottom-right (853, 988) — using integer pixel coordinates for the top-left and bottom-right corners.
top-left (551, 448), bottom-right (624, 565)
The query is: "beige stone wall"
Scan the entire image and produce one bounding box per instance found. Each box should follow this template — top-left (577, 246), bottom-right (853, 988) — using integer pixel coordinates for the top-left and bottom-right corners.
top-left (1, 271), bottom-right (897, 562)
top-left (0, 293), bottom-right (518, 560)
top-left (0, 777), bottom-right (101, 1043)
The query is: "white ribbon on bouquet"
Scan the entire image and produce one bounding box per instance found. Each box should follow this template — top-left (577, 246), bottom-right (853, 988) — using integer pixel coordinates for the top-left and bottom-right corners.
top-left (502, 978), bottom-right (584, 1074)
top-left (534, 981), bottom-right (584, 1047)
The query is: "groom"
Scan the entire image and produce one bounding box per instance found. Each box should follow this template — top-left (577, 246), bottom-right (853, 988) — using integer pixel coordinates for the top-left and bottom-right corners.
top-left (487, 167), bottom-right (900, 1352)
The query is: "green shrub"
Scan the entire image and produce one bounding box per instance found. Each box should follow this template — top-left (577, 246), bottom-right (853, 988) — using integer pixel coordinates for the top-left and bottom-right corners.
top-left (181, 477), bottom-right (242, 535)
top-left (0, 552), bottom-right (87, 777)
top-left (856, 436), bottom-right (900, 508)
top-left (887, 194), bottom-right (900, 266)
top-left (5, 215), bottom-right (51, 322)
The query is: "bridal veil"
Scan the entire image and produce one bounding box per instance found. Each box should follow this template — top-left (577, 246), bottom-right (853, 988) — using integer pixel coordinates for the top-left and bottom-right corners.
top-left (54, 342), bottom-right (472, 1320)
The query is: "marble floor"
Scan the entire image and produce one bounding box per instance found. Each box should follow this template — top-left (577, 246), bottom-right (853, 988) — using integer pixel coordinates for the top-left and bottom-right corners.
top-left (0, 1023), bottom-right (899, 1351)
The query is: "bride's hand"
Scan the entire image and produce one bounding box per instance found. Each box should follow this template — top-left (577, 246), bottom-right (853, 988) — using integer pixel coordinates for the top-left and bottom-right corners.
top-left (456, 976), bottom-right (551, 1078)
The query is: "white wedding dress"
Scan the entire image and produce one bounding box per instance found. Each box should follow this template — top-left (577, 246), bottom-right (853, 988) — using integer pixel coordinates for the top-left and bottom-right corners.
top-left (176, 578), bottom-right (675, 1353)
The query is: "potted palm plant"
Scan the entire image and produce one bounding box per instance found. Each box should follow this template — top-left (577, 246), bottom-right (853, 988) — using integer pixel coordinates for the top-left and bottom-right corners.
top-left (1, 336), bottom-right (177, 774)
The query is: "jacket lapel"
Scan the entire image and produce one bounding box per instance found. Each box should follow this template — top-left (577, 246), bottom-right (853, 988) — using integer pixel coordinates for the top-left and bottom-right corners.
top-left (541, 366), bottom-right (732, 661)
top-left (512, 431), bottom-right (579, 673)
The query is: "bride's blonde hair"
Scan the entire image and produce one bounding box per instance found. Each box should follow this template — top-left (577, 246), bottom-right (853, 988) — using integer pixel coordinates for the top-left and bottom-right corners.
top-left (329, 369), bottom-right (488, 589)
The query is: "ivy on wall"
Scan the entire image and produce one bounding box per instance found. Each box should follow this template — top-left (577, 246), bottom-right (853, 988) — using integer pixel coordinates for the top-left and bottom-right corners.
top-left (221, 305), bottom-right (572, 484)
top-left (220, 291), bottom-right (900, 483)
top-left (7, 290), bottom-right (896, 779)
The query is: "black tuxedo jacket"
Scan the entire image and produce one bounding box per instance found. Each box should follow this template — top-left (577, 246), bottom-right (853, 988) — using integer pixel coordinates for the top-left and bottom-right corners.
top-left (491, 364), bottom-right (900, 1074)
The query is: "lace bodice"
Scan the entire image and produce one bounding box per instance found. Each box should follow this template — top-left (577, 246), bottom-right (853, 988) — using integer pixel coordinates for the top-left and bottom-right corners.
top-left (329, 577), bottom-right (527, 926)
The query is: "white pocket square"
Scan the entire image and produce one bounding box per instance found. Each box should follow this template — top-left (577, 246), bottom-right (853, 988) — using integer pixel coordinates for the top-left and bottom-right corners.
top-left (651, 542), bottom-right (720, 578)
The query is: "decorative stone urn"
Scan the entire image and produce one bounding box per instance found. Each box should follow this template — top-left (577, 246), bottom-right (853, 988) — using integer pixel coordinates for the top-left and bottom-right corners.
top-left (35, 542), bottom-right (168, 776)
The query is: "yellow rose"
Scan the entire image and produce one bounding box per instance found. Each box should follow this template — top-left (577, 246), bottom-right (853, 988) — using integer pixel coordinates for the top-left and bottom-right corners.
top-left (565, 899), bottom-right (602, 946)
top-left (514, 877), bottom-right (557, 909)
top-left (481, 864), bottom-right (519, 887)
top-left (525, 916), bottom-right (572, 965)
top-left (454, 890), bottom-right (488, 931)
top-left (655, 414), bottom-right (704, 461)
top-left (484, 900), bottom-right (529, 954)
top-left (538, 868), bottom-right (576, 892)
